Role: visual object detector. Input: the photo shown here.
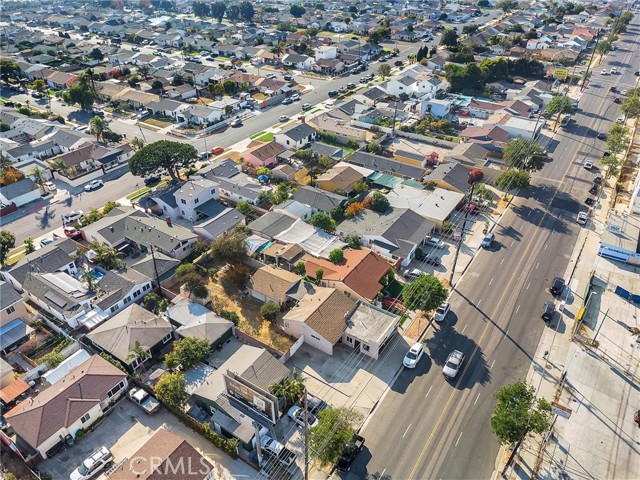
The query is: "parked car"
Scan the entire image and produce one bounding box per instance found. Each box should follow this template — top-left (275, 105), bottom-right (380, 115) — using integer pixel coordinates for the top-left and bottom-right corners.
top-left (70, 446), bottom-right (113, 480)
top-left (31, 91), bottom-right (43, 98)
top-left (62, 210), bottom-right (84, 224)
top-left (290, 93), bottom-right (301, 101)
top-left (128, 387), bottom-right (160, 414)
top-left (403, 342), bottom-right (425, 368)
top-left (92, 109), bottom-right (105, 117)
top-left (288, 405), bottom-right (319, 428)
top-left (338, 86), bottom-right (348, 94)
top-left (404, 268), bottom-right (424, 281)
top-left (588, 184), bottom-right (598, 195)
top-left (336, 435), bottom-right (365, 472)
top-left (306, 394), bottom-right (328, 415)
top-left (39, 238), bottom-right (55, 247)
top-left (583, 160), bottom-right (594, 170)
top-left (283, 74), bottom-right (294, 81)
top-left (585, 197), bottom-right (595, 206)
top-left (63, 226), bottom-right (82, 239)
top-left (4, 101), bottom-right (15, 107)
top-left (422, 254), bottom-right (441, 266)
top-left (481, 232), bottom-right (495, 248)
top-left (328, 90), bottom-right (339, 97)
top-left (394, 60), bottom-right (404, 67)
top-left (84, 179), bottom-right (104, 192)
top-left (230, 118), bottom-right (242, 127)
top-left (346, 83), bottom-right (355, 90)
top-left (596, 132), bottom-right (607, 140)
top-left (576, 211), bottom-right (588, 225)
top-left (359, 77), bottom-right (368, 84)
top-left (425, 236), bottom-right (445, 249)
top-left (434, 301), bottom-right (450, 322)
top-left (144, 174), bottom-right (161, 185)
top-left (616, 116), bottom-right (625, 124)
top-left (614, 97), bottom-right (621, 104)
top-left (443, 350), bottom-right (465, 379)
top-left (282, 97), bottom-right (293, 105)
top-left (260, 436), bottom-right (296, 467)
top-left (211, 146), bottom-right (224, 155)
top-left (137, 110), bottom-right (151, 119)
top-left (279, 115), bottom-right (289, 122)
top-left (462, 203), bottom-right (482, 215)
top-left (43, 181), bottom-right (56, 192)
top-left (593, 175), bottom-right (602, 184)
top-left (266, 73), bottom-right (277, 79)
top-left (541, 301), bottom-right (555, 322)
top-left (549, 277), bottom-right (565, 296)
top-left (302, 103), bottom-right (311, 110)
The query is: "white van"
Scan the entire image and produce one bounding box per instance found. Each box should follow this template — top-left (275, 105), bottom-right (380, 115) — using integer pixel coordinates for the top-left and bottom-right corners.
top-left (481, 232), bottom-right (495, 249)
top-left (70, 446), bottom-right (113, 480)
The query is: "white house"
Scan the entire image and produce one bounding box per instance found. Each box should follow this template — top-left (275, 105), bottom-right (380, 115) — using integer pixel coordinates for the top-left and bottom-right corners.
top-left (315, 45), bottom-right (337, 61)
top-left (274, 123), bottom-right (317, 149)
top-left (0, 178), bottom-right (41, 207)
top-left (282, 54), bottom-right (313, 71)
top-left (422, 98), bottom-right (452, 118)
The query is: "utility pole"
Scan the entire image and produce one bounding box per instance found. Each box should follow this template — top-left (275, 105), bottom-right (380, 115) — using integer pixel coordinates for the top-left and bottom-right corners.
top-left (449, 181), bottom-right (475, 286)
top-left (581, 34), bottom-right (600, 92)
top-left (254, 421), bottom-right (263, 467)
top-left (303, 388), bottom-right (309, 480)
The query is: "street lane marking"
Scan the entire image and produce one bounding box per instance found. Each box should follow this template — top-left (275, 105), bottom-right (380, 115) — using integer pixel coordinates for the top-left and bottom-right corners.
top-left (526, 281), bottom-right (531, 290)
top-left (490, 359), bottom-right (496, 370)
top-left (516, 304), bottom-right (520, 314)
top-left (403, 424), bottom-right (412, 438)
top-left (504, 330), bottom-right (508, 339)
top-left (500, 258), bottom-right (505, 265)
top-left (536, 262), bottom-right (540, 269)
top-left (474, 392), bottom-right (480, 405)
top-left (511, 240), bottom-right (515, 247)
top-left (477, 299), bottom-right (482, 307)
top-left (455, 431), bottom-right (463, 447)
top-left (461, 324), bottom-right (467, 334)
top-left (425, 386), bottom-right (433, 399)
top-left (544, 243), bottom-right (548, 251)
top-left (489, 278), bottom-right (493, 286)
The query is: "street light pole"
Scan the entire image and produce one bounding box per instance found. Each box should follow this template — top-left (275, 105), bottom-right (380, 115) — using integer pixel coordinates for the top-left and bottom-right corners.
top-left (449, 181), bottom-right (475, 286)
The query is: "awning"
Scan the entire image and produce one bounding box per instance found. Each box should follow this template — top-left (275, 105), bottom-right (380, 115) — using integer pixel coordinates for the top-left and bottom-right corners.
top-left (0, 378), bottom-right (30, 404)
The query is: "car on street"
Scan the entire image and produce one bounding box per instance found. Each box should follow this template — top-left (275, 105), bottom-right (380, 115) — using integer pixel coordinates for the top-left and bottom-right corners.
top-left (283, 74), bottom-right (294, 81)
top-left (279, 115), bottom-right (289, 122)
top-left (589, 184), bottom-right (598, 195)
top-left (635, 71), bottom-right (640, 76)
top-left (576, 211), bottom-right (588, 225)
top-left (443, 350), bottom-right (465, 379)
top-left (481, 231), bottom-right (495, 248)
top-left (593, 175), bottom-right (602, 184)
top-left (616, 116), bottom-right (625, 123)
top-left (328, 90), bottom-right (339, 97)
top-left (596, 132), bottom-right (607, 140)
top-left (585, 197), bottom-right (595, 206)
top-left (425, 236), bottom-right (446, 249)
top-left (338, 86), bottom-right (348, 94)
top-left (266, 73), bottom-right (277, 79)
top-left (84, 179), bottom-right (104, 191)
top-left (462, 203), bottom-right (482, 215)
top-left (288, 405), bottom-right (319, 428)
top-left (583, 160), bottom-right (594, 170)
top-left (403, 342), bottom-right (425, 368)
top-left (211, 146), bottom-right (224, 155)
top-left (290, 93), bottom-right (301, 101)
top-left (282, 97), bottom-right (293, 105)
top-left (394, 60), bottom-right (403, 67)
top-left (610, 67), bottom-right (618, 75)
top-left (379, 57), bottom-right (387, 62)
top-left (434, 302), bottom-right (450, 322)
top-left (346, 83), bottom-right (356, 90)
top-left (4, 101), bottom-right (15, 107)
top-left (230, 118), bottom-right (242, 127)
top-left (621, 89), bottom-right (628, 95)
top-left (359, 77), bottom-right (368, 84)
top-left (541, 301), bottom-right (555, 322)
top-left (62, 210), bottom-right (84, 224)
top-left (600, 69), bottom-right (608, 75)
top-left (144, 174), bottom-right (161, 185)
top-left (31, 91), bottom-right (43, 98)
top-left (336, 435), bottom-right (365, 472)
top-left (549, 277), bottom-right (565, 296)
top-left (614, 97), bottom-right (621, 103)
top-left (63, 226), bottom-right (82, 239)
top-left (43, 181), bottom-right (56, 191)
top-left (40, 238), bottom-right (55, 247)
top-left (306, 394), bottom-right (328, 415)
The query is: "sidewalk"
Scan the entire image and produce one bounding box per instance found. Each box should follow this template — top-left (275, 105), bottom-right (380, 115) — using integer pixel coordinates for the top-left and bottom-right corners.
top-left (494, 130), bottom-right (640, 479)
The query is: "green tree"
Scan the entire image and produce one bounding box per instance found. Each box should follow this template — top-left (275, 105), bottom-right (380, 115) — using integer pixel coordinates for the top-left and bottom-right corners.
top-left (239, 1), bottom-right (255, 21)
top-left (31, 79), bottom-right (47, 94)
top-left (605, 124), bottom-right (630, 157)
top-left (89, 115), bottom-right (110, 142)
top-left (491, 380), bottom-right (552, 444)
top-left (270, 372), bottom-right (306, 410)
top-left (165, 337), bottom-right (211, 370)
top-left (29, 166), bottom-right (46, 194)
top-left (235, 200), bottom-right (253, 216)
top-left (39, 351), bottom-right (65, 368)
top-left (620, 88), bottom-right (640, 118)
top-left (176, 263), bottom-right (209, 299)
top-left (192, 1), bottom-right (210, 17)
top-left (151, 79), bottom-right (164, 91)
top-left (89, 47), bottom-right (104, 60)
top-left (210, 232), bottom-right (248, 263)
top-left (294, 261), bottom-right (306, 275)
top-left (310, 212), bottom-right (336, 232)
top-left (344, 234), bottom-right (362, 249)
top-left (367, 141), bottom-right (382, 154)
top-left (309, 407), bottom-right (363, 466)
top-left (129, 140), bottom-right (197, 181)
top-left (90, 241), bottom-right (125, 270)
top-left (351, 179), bottom-right (368, 195)
top-left (260, 301), bottom-right (280, 322)
top-left (290, 4), bottom-right (306, 17)
top-left (402, 274), bottom-right (448, 312)
top-left (126, 340), bottom-right (152, 370)
top-left (494, 169), bottom-right (531, 191)
top-left (328, 248), bottom-right (344, 263)
top-left (23, 237), bottom-right (35, 254)
top-left (154, 371), bottom-right (188, 409)
top-left (131, 137), bottom-right (145, 151)
top-left (495, 0), bottom-right (518, 12)
top-left (143, 292), bottom-right (162, 313)
top-left (226, 4), bottom-right (241, 20)
top-left (370, 191), bottom-right (390, 212)
top-left (503, 137), bottom-right (547, 171)
top-left (210, 1), bottom-right (226, 22)
top-left (61, 83), bottom-right (94, 110)
top-left (377, 63), bottom-right (391, 78)
top-left (440, 29), bottom-right (459, 48)
top-left (546, 94), bottom-right (575, 130)
top-left (0, 59), bottom-right (21, 81)
top-left (315, 268), bottom-right (324, 283)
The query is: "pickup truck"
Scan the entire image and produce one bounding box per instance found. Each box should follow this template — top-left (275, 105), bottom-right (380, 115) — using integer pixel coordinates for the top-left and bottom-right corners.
top-left (128, 388), bottom-right (160, 414)
top-left (336, 434), bottom-right (365, 472)
top-left (259, 436), bottom-right (296, 468)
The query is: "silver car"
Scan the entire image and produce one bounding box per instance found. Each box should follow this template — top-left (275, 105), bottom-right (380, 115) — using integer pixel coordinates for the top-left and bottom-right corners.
top-left (443, 350), bottom-right (465, 379)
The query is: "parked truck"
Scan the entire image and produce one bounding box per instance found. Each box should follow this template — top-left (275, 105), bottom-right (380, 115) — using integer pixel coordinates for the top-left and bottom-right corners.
top-left (128, 388), bottom-right (160, 414)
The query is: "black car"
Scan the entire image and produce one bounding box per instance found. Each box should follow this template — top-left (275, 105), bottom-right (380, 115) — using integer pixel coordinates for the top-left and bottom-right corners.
top-left (417, 253), bottom-right (441, 266)
top-left (603, 151), bottom-right (611, 157)
top-left (541, 301), bottom-right (555, 322)
top-left (144, 174), bottom-right (161, 186)
top-left (589, 184), bottom-right (598, 195)
top-left (596, 132), bottom-right (607, 140)
top-left (593, 175), bottom-right (602, 184)
top-left (328, 90), bottom-right (338, 98)
top-left (585, 197), bottom-right (595, 206)
top-left (4, 101), bottom-right (15, 107)
top-left (336, 435), bottom-right (365, 472)
top-left (306, 394), bottom-right (328, 415)
top-left (283, 74), bottom-right (293, 81)
top-left (549, 277), bottom-right (565, 296)
top-left (346, 83), bottom-right (355, 90)
top-left (394, 60), bottom-right (403, 67)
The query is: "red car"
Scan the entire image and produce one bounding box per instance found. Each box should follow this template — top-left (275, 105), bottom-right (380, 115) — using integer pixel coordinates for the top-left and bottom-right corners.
top-left (211, 146), bottom-right (224, 155)
top-left (63, 226), bottom-right (82, 239)
top-left (463, 203), bottom-right (482, 215)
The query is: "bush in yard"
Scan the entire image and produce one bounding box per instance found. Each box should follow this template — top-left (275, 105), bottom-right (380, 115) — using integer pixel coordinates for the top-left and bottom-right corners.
top-left (210, 232), bottom-right (248, 264)
top-left (328, 248), bottom-right (344, 263)
top-left (310, 212), bottom-right (336, 232)
top-left (220, 310), bottom-right (240, 324)
top-left (225, 263), bottom-right (251, 287)
top-left (154, 372), bottom-right (188, 409)
top-left (260, 301), bottom-right (280, 322)
top-left (294, 261), bottom-right (306, 275)
top-left (343, 201), bottom-right (365, 218)
top-left (370, 191), bottom-right (390, 212)
top-left (165, 337), bottom-right (212, 371)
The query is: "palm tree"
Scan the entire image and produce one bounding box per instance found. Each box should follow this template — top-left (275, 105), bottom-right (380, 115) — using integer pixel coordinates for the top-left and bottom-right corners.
top-left (80, 68), bottom-right (96, 94)
top-left (51, 157), bottom-right (66, 173)
top-left (89, 115), bottom-right (110, 142)
top-left (90, 241), bottom-right (124, 270)
top-left (24, 237), bottom-right (35, 254)
top-left (82, 269), bottom-right (97, 292)
top-left (270, 372), bottom-right (306, 409)
top-left (131, 136), bottom-right (145, 151)
top-left (137, 64), bottom-right (150, 79)
top-left (29, 166), bottom-right (46, 193)
top-left (126, 341), bottom-right (151, 371)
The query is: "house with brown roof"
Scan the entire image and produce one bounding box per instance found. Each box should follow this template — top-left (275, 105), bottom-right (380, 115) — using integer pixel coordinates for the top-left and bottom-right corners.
top-left (282, 287), bottom-right (356, 355)
top-left (304, 249), bottom-right (391, 302)
top-left (243, 141), bottom-right (286, 168)
top-left (4, 355), bottom-right (127, 460)
top-left (459, 125), bottom-right (510, 147)
top-left (248, 265), bottom-right (302, 306)
top-left (315, 165), bottom-right (365, 194)
top-left (110, 428), bottom-right (213, 480)
top-left (45, 71), bottom-right (78, 90)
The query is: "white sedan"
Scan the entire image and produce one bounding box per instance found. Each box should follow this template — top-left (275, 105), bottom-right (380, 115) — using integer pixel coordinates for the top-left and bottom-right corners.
top-left (43, 181), bottom-right (57, 191)
top-left (84, 179), bottom-right (104, 191)
top-left (403, 342), bottom-right (425, 369)
top-left (288, 406), bottom-right (319, 428)
top-left (433, 302), bottom-right (450, 322)
top-left (583, 160), bottom-right (594, 170)
top-left (279, 115), bottom-right (289, 122)
top-left (443, 350), bottom-right (465, 379)
top-left (576, 211), bottom-right (588, 225)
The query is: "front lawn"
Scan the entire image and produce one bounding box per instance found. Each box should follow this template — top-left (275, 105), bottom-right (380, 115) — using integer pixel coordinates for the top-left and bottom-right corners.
top-left (258, 132), bottom-right (274, 142)
top-left (385, 279), bottom-right (405, 298)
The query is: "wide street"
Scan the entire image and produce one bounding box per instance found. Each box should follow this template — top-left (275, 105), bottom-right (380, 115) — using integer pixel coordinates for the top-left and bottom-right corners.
top-left (348, 19), bottom-right (640, 480)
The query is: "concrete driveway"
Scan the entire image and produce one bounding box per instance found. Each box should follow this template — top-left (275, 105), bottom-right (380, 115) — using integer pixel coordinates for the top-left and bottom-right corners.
top-left (39, 400), bottom-right (256, 480)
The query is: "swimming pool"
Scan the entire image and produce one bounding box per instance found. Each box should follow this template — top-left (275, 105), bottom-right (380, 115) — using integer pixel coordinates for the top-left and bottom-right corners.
top-left (90, 269), bottom-right (105, 282)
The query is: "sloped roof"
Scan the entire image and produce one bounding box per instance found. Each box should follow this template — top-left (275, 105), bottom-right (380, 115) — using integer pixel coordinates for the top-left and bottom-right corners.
top-left (247, 141), bottom-right (286, 162)
top-left (168, 299), bottom-right (233, 342)
top-left (248, 265), bottom-right (301, 302)
top-left (316, 165), bottom-right (364, 192)
top-left (5, 355), bottom-right (126, 450)
top-left (86, 304), bottom-right (173, 363)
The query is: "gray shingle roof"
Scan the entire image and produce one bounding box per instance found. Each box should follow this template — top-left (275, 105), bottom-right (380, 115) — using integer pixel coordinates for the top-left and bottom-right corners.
top-left (248, 211), bottom-right (297, 239)
top-left (5, 238), bottom-right (77, 286)
top-left (291, 186), bottom-right (346, 213)
top-left (0, 281), bottom-right (23, 308)
top-left (239, 350), bottom-right (290, 391)
top-left (0, 178), bottom-right (38, 200)
top-left (349, 151), bottom-right (426, 179)
top-left (279, 123), bottom-right (316, 142)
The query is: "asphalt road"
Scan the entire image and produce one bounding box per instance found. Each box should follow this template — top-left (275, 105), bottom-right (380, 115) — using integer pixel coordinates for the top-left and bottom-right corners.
top-left (348, 19), bottom-right (640, 480)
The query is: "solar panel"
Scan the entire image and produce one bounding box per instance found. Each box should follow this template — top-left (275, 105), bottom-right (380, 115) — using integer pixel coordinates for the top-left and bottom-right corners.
top-left (45, 291), bottom-right (67, 308)
top-left (42, 272), bottom-right (86, 294)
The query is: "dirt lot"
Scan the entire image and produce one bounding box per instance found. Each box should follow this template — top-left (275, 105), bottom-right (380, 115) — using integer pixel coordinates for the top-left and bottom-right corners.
top-left (207, 269), bottom-right (294, 353)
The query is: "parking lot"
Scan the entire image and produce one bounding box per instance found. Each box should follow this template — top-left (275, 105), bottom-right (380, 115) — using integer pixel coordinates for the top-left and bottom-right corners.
top-left (39, 399), bottom-right (256, 480)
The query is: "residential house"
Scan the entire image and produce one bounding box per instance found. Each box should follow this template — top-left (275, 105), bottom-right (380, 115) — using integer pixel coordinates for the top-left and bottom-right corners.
top-left (291, 186), bottom-right (347, 214)
top-left (304, 249), bottom-right (391, 302)
top-left (193, 206), bottom-right (246, 242)
top-left (422, 162), bottom-right (474, 193)
top-left (149, 178), bottom-right (220, 222)
top-left (243, 141), bottom-right (286, 168)
top-left (343, 301), bottom-right (399, 359)
top-left (272, 163), bottom-right (296, 181)
top-left (337, 208), bottom-right (434, 266)
top-left (260, 242), bottom-right (306, 271)
top-left (459, 125), bottom-right (510, 147)
top-left (274, 123), bottom-right (317, 149)
top-left (206, 175), bottom-right (265, 205)
top-left (282, 53), bottom-right (313, 71)
top-left (484, 112), bottom-right (542, 140)
top-left (110, 429), bottom-right (213, 480)
top-left (248, 211), bottom-right (298, 240)
top-left (275, 219), bottom-right (347, 260)
top-left (182, 105), bottom-right (223, 126)
top-left (86, 303), bottom-right (173, 372)
top-left (348, 151), bottom-right (426, 179)
top-left (273, 199), bottom-right (314, 222)
top-left (422, 98), bottom-right (451, 118)
top-left (146, 98), bottom-right (187, 119)
top-left (315, 165), bottom-right (365, 194)
top-left (282, 287), bottom-right (356, 355)
top-left (248, 265), bottom-right (301, 306)
top-left (386, 184), bottom-right (464, 229)
top-left (166, 299), bottom-right (234, 350)
top-left (445, 142), bottom-right (492, 169)
top-left (4, 355), bottom-right (127, 460)
top-left (0, 281), bottom-right (34, 355)
top-left (45, 71), bottom-right (78, 90)
top-left (0, 178), bottom-right (41, 207)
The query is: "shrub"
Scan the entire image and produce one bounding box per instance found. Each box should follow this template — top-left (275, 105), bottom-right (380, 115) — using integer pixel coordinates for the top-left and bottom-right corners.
top-left (260, 301), bottom-right (280, 322)
top-left (343, 201), bottom-right (365, 218)
top-left (220, 310), bottom-right (240, 324)
top-left (328, 248), bottom-right (344, 263)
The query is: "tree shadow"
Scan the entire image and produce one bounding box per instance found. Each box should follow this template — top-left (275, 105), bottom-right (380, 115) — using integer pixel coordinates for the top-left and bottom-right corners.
top-left (496, 224), bottom-right (523, 242)
top-left (35, 205), bottom-right (57, 230)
